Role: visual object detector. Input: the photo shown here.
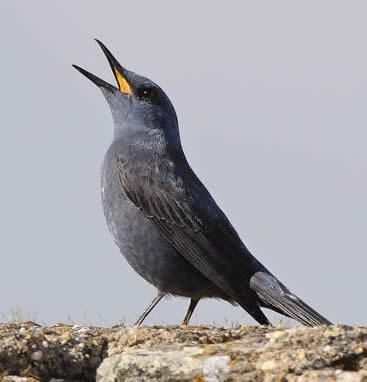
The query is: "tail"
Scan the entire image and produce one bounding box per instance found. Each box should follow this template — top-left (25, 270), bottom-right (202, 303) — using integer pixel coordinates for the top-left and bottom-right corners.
top-left (250, 271), bottom-right (332, 326)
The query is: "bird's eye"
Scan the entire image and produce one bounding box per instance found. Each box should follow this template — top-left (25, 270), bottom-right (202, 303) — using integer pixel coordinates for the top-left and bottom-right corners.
top-left (137, 87), bottom-right (159, 104)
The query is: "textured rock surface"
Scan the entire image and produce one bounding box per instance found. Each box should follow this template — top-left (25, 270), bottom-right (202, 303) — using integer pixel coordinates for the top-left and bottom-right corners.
top-left (0, 322), bottom-right (366, 381)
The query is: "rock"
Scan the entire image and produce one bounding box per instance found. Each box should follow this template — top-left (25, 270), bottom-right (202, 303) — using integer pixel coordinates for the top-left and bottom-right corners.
top-left (30, 351), bottom-right (43, 362)
top-left (2, 378), bottom-right (41, 382)
top-left (96, 347), bottom-right (232, 382)
top-left (0, 322), bottom-right (106, 381)
top-left (0, 322), bottom-right (366, 381)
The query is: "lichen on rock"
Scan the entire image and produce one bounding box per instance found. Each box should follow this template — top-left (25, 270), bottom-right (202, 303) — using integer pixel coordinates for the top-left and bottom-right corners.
top-left (0, 322), bottom-right (366, 381)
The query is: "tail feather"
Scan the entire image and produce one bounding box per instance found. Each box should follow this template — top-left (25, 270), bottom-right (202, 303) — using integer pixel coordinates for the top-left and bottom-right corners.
top-left (250, 271), bottom-right (332, 327)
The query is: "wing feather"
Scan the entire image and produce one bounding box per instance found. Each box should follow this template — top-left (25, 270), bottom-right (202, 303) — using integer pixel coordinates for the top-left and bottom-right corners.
top-left (117, 163), bottom-right (257, 305)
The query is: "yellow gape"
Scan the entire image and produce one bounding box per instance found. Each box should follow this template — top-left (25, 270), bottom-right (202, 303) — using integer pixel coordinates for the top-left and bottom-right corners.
top-left (114, 69), bottom-right (132, 94)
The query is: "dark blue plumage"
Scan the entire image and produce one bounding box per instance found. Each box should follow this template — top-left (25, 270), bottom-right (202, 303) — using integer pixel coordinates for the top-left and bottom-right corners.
top-left (73, 40), bottom-right (332, 326)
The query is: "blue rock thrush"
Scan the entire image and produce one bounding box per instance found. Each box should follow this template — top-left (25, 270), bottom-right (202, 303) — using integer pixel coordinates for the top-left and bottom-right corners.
top-left (73, 40), bottom-right (332, 326)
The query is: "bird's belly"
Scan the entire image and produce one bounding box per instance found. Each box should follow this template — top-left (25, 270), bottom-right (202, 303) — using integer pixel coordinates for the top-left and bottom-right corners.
top-left (102, 187), bottom-right (223, 299)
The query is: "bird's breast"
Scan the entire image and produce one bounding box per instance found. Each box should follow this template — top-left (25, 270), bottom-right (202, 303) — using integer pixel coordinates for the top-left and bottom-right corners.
top-left (99, 148), bottom-right (225, 298)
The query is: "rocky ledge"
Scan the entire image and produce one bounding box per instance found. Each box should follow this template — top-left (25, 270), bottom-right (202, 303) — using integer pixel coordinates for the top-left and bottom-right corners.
top-left (0, 323), bottom-right (366, 381)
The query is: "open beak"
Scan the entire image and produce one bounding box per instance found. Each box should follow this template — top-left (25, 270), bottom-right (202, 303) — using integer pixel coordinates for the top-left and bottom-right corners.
top-left (73, 40), bottom-right (132, 95)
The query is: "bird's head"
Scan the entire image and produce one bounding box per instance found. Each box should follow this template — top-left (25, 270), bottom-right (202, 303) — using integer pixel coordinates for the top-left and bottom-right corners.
top-left (73, 40), bottom-right (180, 148)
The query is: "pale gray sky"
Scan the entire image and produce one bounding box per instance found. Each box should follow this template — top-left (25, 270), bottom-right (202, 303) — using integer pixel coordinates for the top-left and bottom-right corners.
top-left (1, 1), bottom-right (366, 326)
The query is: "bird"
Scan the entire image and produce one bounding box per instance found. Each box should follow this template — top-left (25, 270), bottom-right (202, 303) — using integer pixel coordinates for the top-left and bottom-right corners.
top-left (73, 40), bottom-right (332, 327)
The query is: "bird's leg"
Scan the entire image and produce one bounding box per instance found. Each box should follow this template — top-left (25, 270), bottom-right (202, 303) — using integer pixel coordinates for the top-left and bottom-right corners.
top-left (134, 291), bottom-right (166, 326)
top-left (182, 298), bottom-right (200, 325)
